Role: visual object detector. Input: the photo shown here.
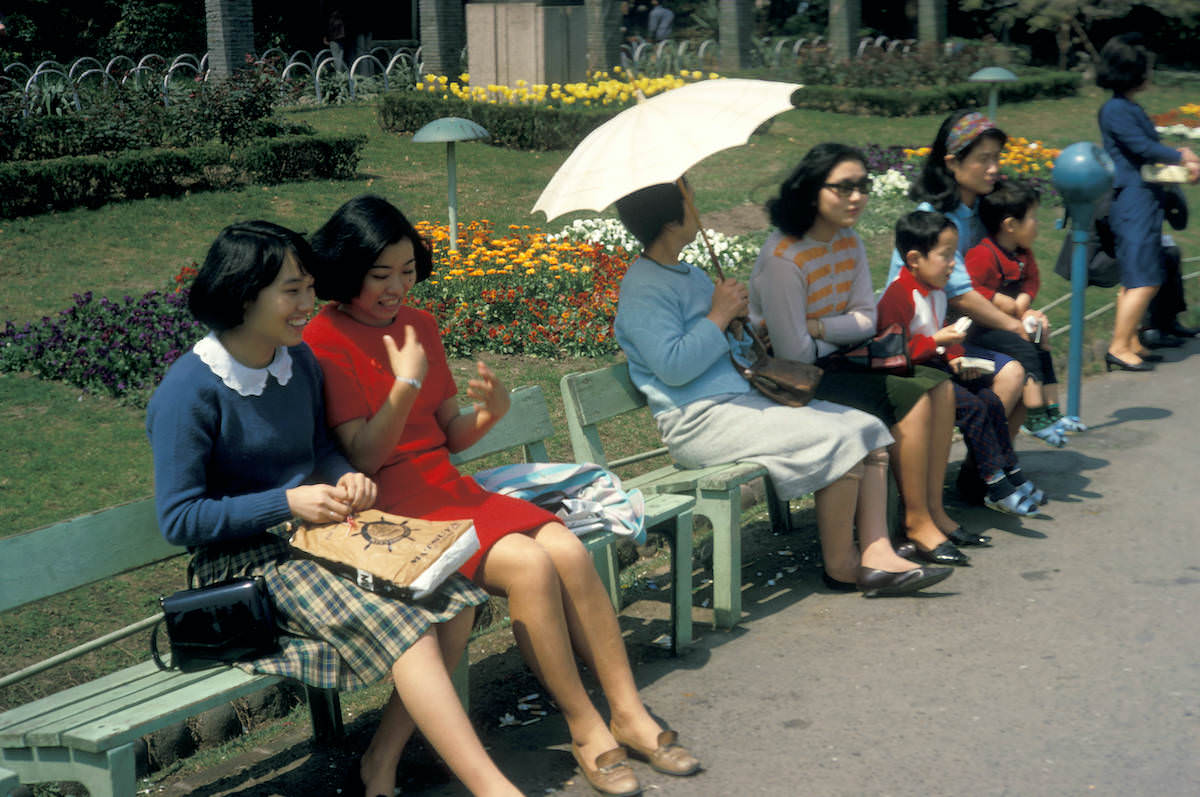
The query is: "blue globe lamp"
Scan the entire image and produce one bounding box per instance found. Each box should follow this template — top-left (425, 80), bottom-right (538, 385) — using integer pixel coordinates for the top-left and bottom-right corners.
top-left (1052, 142), bottom-right (1114, 419)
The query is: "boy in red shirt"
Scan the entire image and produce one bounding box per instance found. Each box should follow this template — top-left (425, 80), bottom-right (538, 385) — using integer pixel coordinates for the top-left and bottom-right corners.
top-left (879, 210), bottom-right (1044, 517)
top-left (965, 179), bottom-right (1084, 441)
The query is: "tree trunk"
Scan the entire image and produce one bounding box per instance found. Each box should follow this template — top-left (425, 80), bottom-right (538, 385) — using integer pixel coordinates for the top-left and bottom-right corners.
top-left (420, 0), bottom-right (467, 76)
top-left (828, 0), bottom-right (861, 62)
top-left (205, 0), bottom-right (255, 80)
top-left (585, 0), bottom-right (621, 75)
top-left (719, 0), bottom-right (756, 71)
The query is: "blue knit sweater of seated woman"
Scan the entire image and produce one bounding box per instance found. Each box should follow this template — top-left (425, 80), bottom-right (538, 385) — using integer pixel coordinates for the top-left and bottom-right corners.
top-left (146, 341), bottom-right (353, 548)
top-left (614, 256), bottom-right (752, 417)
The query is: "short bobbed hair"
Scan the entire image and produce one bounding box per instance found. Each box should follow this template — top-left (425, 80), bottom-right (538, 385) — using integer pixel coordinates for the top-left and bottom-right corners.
top-left (908, 110), bottom-right (1008, 213)
top-left (309, 195), bottom-right (433, 303)
top-left (188, 220), bottom-right (314, 332)
top-left (895, 210), bottom-right (956, 260)
top-left (978, 178), bottom-right (1040, 238)
top-left (615, 179), bottom-right (688, 248)
top-left (1097, 34), bottom-right (1151, 93)
top-left (767, 142), bottom-right (865, 239)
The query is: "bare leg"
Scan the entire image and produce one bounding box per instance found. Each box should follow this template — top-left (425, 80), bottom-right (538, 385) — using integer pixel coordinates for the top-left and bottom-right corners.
top-left (531, 523), bottom-right (667, 753)
top-left (820, 451), bottom-right (914, 579)
top-left (1110, 285), bottom-right (1160, 364)
top-left (890, 393), bottom-right (949, 550)
top-left (368, 631), bottom-right (519, 797)
top-left (361, 609), bottom-right (481, 797)
top-left (476, 532), bottom-right (620, 770)
top-left (925, 381), bottom-right (961, 534)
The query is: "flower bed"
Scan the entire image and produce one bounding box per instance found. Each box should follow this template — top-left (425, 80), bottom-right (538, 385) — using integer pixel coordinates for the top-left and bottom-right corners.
top-left (417, 68), bottom-right (717, 109)
top-left (1152, 105), bottom-right (1200, 139)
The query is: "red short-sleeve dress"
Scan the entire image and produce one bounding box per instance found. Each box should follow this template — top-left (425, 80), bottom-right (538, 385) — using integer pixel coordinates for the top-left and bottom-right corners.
top-left (304, 304), bottom-right (556, 579)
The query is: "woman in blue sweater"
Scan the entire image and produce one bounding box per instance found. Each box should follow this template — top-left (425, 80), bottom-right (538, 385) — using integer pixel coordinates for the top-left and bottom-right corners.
top-left (1096, 33), bottom-right (1200, 372)
top-left (146, 221), bottom-right (520, 797)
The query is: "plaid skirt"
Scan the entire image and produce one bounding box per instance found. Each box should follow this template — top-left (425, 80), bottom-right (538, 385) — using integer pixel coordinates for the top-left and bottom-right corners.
top-left (189, 533), bottom-right (488, 691)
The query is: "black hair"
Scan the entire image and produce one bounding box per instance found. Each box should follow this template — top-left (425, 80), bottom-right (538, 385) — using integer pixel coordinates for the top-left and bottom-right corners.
top-left (1097, 33), bottom-right (1152, 93)
top-left (894, 210), bottom-right (957, 261)
top-left (977, 178), bottom-right (1040, 238)
top-left (308, 194), bottom-right (433, 303)
top-left (614, 179), bottom-right (687, 248)
top-left (766, 142), bottom-right (865, 239)
top-left (908, 110), bottom-right (1008, 213)
top-left (188, 220), bottom-right (314, 332)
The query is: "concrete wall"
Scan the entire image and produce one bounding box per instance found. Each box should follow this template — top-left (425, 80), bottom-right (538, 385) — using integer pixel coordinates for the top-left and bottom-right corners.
top-left (421, 0), bottom-right (468, 76)
top-left (467, 3), bottom-right (588, 87)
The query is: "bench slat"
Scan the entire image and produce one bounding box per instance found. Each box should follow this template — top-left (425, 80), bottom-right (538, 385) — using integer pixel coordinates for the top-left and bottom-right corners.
top-left (449, 387), bottom-right (554, 466)
top-left (0, 500), bottom-right (181, 613)
top-left (0, 661), bottom-right (166, 740)
top-left (2, 662), bottom-right (258, 749)
top-left (63, 668), bottom-right (281, 753)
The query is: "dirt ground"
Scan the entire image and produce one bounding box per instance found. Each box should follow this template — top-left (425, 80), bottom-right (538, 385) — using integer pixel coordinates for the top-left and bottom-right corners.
top-left (143, 507), bottom-right (822, 797)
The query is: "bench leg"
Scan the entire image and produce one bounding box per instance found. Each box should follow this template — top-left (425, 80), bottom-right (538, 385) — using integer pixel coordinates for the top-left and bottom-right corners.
top-left (763, 478), bottom-right (792, 533)
top-left (0, 743), bottom-right (136, 797)
top-left (451, 650), bottom-right (470, 713)
top-left (700, 488), bottom-right (743, 630)
top-left (591, 543), bottom-right (621, 612)
top-left (305, 685), bottom-right (345, 745)
top-left (669, 507), bottom-right (694, 654)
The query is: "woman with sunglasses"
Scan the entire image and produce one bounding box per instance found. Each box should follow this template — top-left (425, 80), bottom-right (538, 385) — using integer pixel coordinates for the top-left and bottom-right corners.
top-left (749, 142), bottom-right (981, 567)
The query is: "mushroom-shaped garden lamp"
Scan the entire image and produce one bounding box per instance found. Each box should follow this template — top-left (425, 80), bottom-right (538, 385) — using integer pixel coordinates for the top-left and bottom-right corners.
top-left (413, 117), bottom-right (490, 252)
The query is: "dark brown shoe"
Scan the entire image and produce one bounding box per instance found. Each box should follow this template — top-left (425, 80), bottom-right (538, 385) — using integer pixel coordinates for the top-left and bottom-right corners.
top-left (572, 744), bottom-right (642, 796)
top-left (613, 729), bottom-right (701, 777)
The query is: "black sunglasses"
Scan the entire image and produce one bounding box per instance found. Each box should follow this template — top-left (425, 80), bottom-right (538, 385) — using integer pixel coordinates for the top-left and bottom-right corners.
top-left (822, 177), bottom-right (873, 197)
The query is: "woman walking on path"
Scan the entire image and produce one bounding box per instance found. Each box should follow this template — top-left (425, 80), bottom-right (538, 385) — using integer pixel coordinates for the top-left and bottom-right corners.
top-left (1096, 33), bottom-right (1200, 372)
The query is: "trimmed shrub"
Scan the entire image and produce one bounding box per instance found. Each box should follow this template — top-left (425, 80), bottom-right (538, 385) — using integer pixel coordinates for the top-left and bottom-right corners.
top-left (378, 90), bottom-right (619, 151)
top-left (235, 133), bottom-right (366, 183)
top-left (792, 71), bottom-right (1080, 117)
top-left (0, 133), bottom-right (365, 218)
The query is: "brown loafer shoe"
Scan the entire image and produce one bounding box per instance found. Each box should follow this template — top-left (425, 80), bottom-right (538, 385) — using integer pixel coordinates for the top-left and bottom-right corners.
top-left (572, 744), bottom-right (642, 797)
top-left (614, 729), bottom-right (701, 777)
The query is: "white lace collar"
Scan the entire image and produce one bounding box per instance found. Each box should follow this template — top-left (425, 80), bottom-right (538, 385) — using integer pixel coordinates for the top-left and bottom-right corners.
top-left (193, 332), bottom-right (293, 396)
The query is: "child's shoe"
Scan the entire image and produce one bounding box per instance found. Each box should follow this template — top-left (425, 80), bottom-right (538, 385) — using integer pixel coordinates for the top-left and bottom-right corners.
top-left (1022, 408), bottom-right (1068, 448)
top-left (1005, 467), bottom-right (1046, 505)
top-left (984, 476), bottom-right (1041, 517)
top-left (1047, 404), bottom-right (1088, 433)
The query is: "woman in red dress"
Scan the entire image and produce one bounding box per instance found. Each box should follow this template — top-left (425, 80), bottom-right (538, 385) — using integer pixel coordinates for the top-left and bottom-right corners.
top-left (305, 195), bottom-right (699, 796)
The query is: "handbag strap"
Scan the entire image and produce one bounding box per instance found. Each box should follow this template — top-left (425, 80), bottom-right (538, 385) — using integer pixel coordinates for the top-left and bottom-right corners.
top-left (150, 619), bottom-right (172, 671)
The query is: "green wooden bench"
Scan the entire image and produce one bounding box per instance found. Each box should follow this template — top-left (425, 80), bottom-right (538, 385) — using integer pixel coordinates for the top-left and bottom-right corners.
top-left (561, 362), bottom-right (792, 631)
top-left (1, 766), bottom-right (18, 797)
top-left (449, 386), bottom-right (697, 656)
top-left (0, 500), bottom-right (345, 797)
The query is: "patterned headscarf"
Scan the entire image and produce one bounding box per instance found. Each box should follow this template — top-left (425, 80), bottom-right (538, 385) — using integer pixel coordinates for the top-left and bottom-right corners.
top-left (945, 112), bottom-right (999, 157)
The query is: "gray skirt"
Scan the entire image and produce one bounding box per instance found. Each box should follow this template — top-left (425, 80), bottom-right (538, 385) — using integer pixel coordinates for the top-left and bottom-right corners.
top-left (656, 392), bottom-right (894, 501)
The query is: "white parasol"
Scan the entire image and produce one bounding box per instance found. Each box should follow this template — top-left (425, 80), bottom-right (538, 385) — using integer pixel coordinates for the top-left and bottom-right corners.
top-left (532, 78), bottom-right (802, 223)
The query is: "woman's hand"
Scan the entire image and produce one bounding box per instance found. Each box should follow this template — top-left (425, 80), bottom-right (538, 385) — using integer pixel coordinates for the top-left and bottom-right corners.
top-left (286, 484), bottom-right (354, 525)
top-left (466, 360), bottom-right (510, 424)
top-left (708, 278), bottom-right (748, 331)
top-left (336, 472), bottom-right (377, 513)
top-left (382, 326), bottom-right (428, 386)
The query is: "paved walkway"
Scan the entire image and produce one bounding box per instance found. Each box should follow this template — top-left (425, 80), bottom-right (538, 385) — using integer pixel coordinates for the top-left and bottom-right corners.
top-left (163, 339), bottom-right (1200, 797)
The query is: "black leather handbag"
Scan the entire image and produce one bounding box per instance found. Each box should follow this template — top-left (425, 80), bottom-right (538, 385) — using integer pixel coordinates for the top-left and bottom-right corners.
top-left (151, 576), bottom-right (279, 672)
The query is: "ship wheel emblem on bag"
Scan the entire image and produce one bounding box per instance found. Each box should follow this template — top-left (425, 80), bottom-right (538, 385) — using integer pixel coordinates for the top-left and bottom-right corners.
top-left (354, 517), bottom-right (415, 552)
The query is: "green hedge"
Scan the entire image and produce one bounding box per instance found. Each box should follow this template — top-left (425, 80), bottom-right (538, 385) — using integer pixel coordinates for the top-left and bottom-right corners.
top-left (792, 71), bottom-right (1081, 117)
top-left (0, 133), bottom-right (367, 218)
top-left (378, 90), bottom-right (620, 151)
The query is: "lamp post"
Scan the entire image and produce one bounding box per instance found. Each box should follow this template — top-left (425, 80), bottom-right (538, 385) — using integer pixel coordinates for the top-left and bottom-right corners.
top-left (968, 66), bottom-right (1017, 122)
top-left (1052, 141), bottom-right (1114, 419)
top-left (413, 117), bottom-right (490, 252)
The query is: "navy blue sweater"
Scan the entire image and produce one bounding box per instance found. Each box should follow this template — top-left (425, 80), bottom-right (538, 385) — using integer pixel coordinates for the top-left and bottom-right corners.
top-left (146, 344), bottom-right (353, 547)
